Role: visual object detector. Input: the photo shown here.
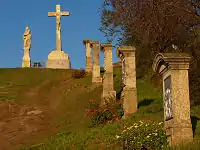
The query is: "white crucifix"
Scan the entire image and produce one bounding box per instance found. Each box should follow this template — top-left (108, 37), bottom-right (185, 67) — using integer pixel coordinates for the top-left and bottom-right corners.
top-left (48, 5), bottom-right (70, 51)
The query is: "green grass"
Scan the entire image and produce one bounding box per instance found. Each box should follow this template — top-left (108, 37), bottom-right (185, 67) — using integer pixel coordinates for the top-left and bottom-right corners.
top-left (17, 67), bottom-right (166, 149)
top-left (0, 68), bottom-right (102, 148)
top-left (1, 68), bottom-right (200, 149)
top-left (0, 68), bottom-right (72, 101)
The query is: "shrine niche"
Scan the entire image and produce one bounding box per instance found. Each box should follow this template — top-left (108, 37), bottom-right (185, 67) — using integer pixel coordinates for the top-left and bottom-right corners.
top-left (152, 53), bottom-right (193, 146)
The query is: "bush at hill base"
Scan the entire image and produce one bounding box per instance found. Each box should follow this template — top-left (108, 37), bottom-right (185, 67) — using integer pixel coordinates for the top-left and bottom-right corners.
top-left (86, 98), bottom-right (124, 126)
top-left (115, 121), bottom-right (168, 150)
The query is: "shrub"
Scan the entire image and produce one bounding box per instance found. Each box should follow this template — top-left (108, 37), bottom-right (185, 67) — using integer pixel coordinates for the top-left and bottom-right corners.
top-left (86, 98), bottom-right (124, 126)
top-left (115, 121), bottom-right (168, 150)
top-left (100, 67), bottom-right (105, 73)
top-left (72, 69), bottom-right (85, 79)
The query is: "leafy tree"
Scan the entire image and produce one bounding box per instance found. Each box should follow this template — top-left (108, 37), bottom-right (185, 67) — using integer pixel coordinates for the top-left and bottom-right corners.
top-left (100, 0), bottom-right (200, 57)
top-left (100, 0), bottom-right (200, 105)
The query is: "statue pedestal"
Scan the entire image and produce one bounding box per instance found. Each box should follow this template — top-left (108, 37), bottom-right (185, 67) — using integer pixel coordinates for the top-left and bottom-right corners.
top-left (46, 50), bottom-right (71, 69)
top-left (22, 57), bottom-right (31, 68)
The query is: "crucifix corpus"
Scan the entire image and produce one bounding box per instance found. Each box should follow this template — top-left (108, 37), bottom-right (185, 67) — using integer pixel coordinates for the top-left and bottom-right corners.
top-left (48, 5), bottom-right (70, 51)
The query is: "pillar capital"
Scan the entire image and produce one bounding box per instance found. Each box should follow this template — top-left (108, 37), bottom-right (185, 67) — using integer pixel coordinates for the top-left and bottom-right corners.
top-left (83, 39), bottom-right (91, 45)
top-left (100, 43), bottom-right (112, 52)
top-left (152, 53), bottom-right (192, 75)
top-left (117, 46), bottom-right (136, 57)
top-left (90, 41), bottom-right (99, 48)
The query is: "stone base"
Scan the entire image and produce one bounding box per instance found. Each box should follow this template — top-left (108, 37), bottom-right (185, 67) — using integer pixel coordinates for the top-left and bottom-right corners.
top-left (46, 50), bottom-right (71, 69)
top-left (165, 123), bottom-right (193, 146)
top-left (22, 59), bottom-right (31, 68)
top-left (121, 87), bottom-right (138, 117)
top-left (102, 90), bottom-right (116, 100)
top-left (92, 77), bottom-right (102, 84)
top-left (84, 71), bottom-right (92, 77)
top-left (86, 68), bottom-right (93, 73)
top-left (122, 113), bottom-right (132, 119)
top-left (100, 90), bottom-right (116, 105)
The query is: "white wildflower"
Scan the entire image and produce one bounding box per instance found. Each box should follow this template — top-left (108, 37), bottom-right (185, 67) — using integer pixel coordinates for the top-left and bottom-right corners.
top-left (127, 126), bottom-right (133, 130)
top-left (115, 135), bottom-right (120, 139)
top-left (154, 133), bottom-right (158, 136)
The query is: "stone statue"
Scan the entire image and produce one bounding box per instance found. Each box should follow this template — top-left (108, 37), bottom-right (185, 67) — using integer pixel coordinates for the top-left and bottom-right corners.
top-left (22, 26), bottom-right (31, 68)
top-left (23, 26), bottom-right (32, 50)
top-left (56, 18), bottom-right (61, 34)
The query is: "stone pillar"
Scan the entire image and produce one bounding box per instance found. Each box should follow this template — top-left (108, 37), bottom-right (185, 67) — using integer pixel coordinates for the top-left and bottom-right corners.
top-left (90, 41), bottom-right (102, 83)
top-left (83, 39), bottom-right (92, 73)
top-left (117, 46), bottom-right (138, 117)
top-left (100, 44), bottom-right (116, 100)
top-left (22, 49), bottom-right (31, 68)
top-left (152, 53), bottom-right (193, 146)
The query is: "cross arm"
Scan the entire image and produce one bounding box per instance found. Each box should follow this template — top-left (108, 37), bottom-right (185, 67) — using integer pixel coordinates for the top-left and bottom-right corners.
top-left (48, 12), bottom-right (56, 16)
top-left (60, 11), bottom-right (70, 16)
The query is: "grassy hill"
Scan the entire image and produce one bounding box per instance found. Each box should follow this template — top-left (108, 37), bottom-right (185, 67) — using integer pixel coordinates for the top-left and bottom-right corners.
top-left (0, 68), bottom-right (200, 149)
top-left (0, 68), bottom-right (103, 149)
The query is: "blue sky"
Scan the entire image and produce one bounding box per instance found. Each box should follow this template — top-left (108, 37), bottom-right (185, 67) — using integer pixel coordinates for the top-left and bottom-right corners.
top-left (0, 0), bottom-right (118, 68)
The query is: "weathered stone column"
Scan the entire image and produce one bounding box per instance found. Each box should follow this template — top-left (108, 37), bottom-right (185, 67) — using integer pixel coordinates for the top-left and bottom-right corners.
top-left (22, 26), bottom-right (31, 68)
top-left (90, 41), bottom-right (102, 83)
top-left (152, 53), bottom-right (193, 146)
top-left (100, 44), bottom-right (116, 100)
top-left (117, 46), bottom-right (138, 117)
top-left (83, 39), bottom-right (92, 73)
top-left (22, 49), bottom-right (31, 68)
